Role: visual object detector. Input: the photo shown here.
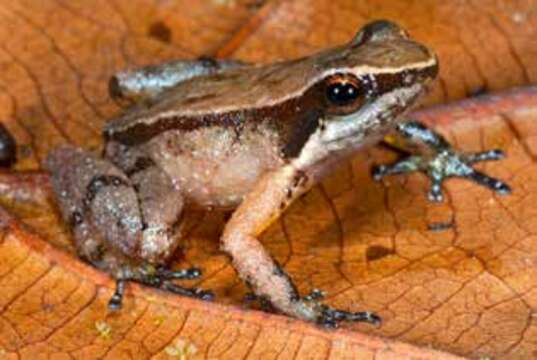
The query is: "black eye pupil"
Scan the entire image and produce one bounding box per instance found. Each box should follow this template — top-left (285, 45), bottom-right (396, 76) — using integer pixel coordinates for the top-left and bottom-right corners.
top-left (327, 83), bottom-right (360, 106)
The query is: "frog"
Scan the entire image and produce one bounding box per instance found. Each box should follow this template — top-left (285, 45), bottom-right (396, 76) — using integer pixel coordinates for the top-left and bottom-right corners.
top-left (44, 20), bottom-right (510, 327)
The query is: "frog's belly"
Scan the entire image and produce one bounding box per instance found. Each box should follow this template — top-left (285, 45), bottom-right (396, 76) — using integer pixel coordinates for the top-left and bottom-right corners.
top-left (148, 126), bottom-right (283, 209)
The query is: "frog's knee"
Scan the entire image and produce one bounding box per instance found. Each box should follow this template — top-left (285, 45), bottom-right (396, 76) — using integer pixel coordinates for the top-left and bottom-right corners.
top-left (45, 146), bottom-right (144, 258)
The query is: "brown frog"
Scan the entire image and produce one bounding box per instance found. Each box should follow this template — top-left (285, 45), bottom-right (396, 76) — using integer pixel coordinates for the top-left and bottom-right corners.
top-left (45, 20), bottom-right (510, 327)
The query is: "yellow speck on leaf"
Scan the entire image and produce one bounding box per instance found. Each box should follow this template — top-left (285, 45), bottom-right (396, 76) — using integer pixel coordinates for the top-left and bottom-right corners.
top-left (165, 338), bottom-right (198, 359)
top-left (95, 320), bottom-right (112, 339)
top-left (212, 0), bottom-right (236, 7)
top-left (153, 314), bottom-right (167, 326)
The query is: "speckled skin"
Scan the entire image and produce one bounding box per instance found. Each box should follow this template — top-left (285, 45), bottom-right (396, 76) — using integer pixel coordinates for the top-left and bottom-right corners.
top-left (46, 20), bottom-right (440, 326)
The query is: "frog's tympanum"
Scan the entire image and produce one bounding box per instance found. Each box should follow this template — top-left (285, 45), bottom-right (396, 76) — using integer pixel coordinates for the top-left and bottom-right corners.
top-left (45, 20), bottom-right (510, 327)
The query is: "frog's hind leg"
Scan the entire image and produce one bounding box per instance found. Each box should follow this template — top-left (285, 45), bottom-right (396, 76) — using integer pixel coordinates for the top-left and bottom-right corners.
top-left (45, 145), bottom-right (212, 311)
top-left (373, 120), bottom-right (511, 202)
top-left (109, 145), bottom-right (215, 309)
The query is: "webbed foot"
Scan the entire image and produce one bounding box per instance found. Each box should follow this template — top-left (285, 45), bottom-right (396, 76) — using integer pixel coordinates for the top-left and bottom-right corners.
top-left (373, 121), bottom-right (511, 202)
top-left (108, 266), bottom-right (214, 310)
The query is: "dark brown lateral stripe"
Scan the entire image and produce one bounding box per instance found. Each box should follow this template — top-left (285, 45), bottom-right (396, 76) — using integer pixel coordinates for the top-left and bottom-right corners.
top-left (105, 112), bottom-right (245, 146)
top-left (281, 109), bottom-right (321, 158)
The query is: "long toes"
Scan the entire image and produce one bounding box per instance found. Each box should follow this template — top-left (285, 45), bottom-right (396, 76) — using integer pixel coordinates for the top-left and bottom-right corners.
top-left (347, 311), bottom-right (382, 325)
top-left (157, 267), bottom-right (202, 280)
top-left (468, 171), bottom-right (512, 195)
top-left (318, 308), bottom-right (382, 328)
top-left (467, 149), bottom-right (505, 163)
top-left (162, 282), bottom-right (214, 301)
top-left (326, 308), bottom-right (381, 324)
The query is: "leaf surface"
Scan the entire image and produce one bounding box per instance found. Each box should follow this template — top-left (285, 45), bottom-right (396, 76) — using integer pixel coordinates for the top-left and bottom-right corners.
top-left (1, 1), bottom-right (536, 359)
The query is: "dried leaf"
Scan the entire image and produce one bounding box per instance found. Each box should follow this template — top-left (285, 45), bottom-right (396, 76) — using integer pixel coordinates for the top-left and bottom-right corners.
top-left (1, 1), bottom-right (537, 359)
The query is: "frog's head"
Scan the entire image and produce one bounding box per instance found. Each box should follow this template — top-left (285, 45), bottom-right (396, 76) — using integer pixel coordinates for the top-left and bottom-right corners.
top-left (299, 20), bottom-right (438, 160)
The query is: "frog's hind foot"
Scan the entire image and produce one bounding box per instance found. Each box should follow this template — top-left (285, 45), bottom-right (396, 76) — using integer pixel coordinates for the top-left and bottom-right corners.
top-left (316, 307), bottom-right (381, 328)
top-left (373, 120), bottom-right (511, 202)
top-left (296, 289), bottom-right (381, 328)
top-left (107, 266), bottom-right (214, 311)
top-left (160, 281), bottom-right (214, 301)
top-left (154, 266), bottom-right (203, 280)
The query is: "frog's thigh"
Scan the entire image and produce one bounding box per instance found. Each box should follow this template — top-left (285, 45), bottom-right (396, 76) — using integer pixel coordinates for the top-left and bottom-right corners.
top-left (221, 165), bottom-right (310, 319)
top-left (127, 159), bottom-right (185, 263)
top-left (45, 146), bottom-right (144, 263)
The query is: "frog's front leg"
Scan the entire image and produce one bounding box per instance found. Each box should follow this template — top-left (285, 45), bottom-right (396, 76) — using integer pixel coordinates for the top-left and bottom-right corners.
top-left (221, 165), bottom-right (380, 327)
top-left (109, 57), bottom-right (246, 106)
top-left (45, 146), bottom-right (212, 310)
top-left (373, 120), bottom-right (512, 202)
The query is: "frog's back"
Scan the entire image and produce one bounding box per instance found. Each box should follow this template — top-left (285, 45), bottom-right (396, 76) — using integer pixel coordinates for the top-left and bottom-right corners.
top-left (104, 57), bottom-right (319, 137)
top-left (104, 35), bottom-right (433, 146)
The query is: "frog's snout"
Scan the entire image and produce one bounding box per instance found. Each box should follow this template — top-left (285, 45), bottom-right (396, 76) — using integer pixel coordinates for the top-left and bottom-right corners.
top-left (425, 52), bottom-right (439, 82)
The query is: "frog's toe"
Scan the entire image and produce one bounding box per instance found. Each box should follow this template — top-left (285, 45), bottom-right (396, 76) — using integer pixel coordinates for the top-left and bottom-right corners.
top-left (317, 307), bottom-right (382, 328)
top-left (156, 266), bottom-right (202, 280)
top-left (303, 288), bottom-right (326, 301)
top-left (161, 281), bottom-right (214, 301)
top-left (108, 279), bottom-right (127, 311)
top-left (107, 265), bottom-right (213, 310)
top-left (295, 292), bottom-right (381, 328)
top-left (466, 169), bottom-right (512, 195)
top-left (149, 267), bottom-right (214, 301)
top-left (427, 179), bottom-right (444, 202)
top-left (465, 149), bottom-right (505, 163)
top-left (372, 156), bottom-right (420, 180)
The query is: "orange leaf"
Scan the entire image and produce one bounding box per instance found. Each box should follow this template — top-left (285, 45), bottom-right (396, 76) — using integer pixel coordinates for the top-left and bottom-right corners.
top-left (1, 1), bottom-right (537, 359)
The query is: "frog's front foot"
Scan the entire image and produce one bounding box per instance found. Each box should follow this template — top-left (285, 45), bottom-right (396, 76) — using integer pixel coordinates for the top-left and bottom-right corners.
top-left (108, 266), bottom-right (214, 310)
top-left (373, 121), bottom-right (512, 202)
top-left (294, 289), bottom-right (381, 328)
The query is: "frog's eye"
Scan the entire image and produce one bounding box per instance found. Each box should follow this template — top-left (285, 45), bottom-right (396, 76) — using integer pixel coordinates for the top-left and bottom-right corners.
top-left (324, 74), bottom-right (364, 111)
top-left (327, 81), bottom-right (359, 106)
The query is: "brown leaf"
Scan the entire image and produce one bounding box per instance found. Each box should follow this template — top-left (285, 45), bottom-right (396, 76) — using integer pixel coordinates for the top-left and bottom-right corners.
top-left (3, 87), bottom-right (536, 359)
top-left (0, 207), bottom-right (462, 358)
top-left (1, 1), bottom-right (537, 359)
